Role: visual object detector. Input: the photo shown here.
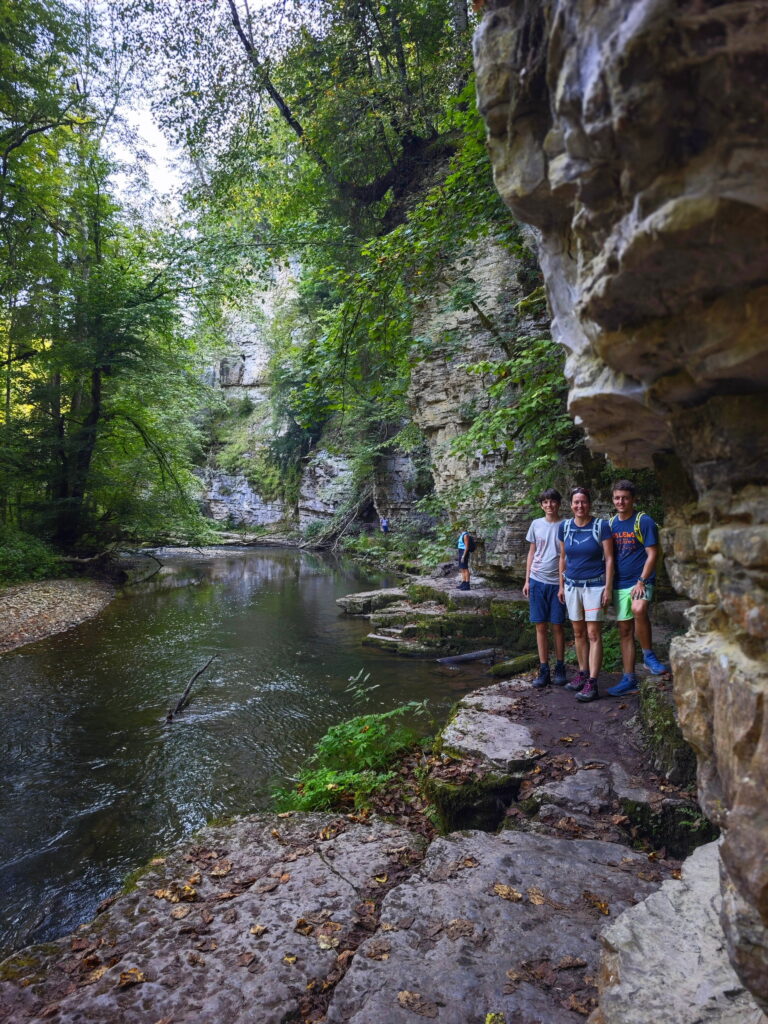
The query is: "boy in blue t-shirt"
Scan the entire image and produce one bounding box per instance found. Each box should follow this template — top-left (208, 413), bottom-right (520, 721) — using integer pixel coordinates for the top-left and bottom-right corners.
top-left (607, 479), bottom-right (669, 697)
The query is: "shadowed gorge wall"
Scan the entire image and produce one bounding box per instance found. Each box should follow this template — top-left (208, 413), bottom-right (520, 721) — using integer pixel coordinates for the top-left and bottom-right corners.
top-left (473, 0), bottom-right (768, 1008)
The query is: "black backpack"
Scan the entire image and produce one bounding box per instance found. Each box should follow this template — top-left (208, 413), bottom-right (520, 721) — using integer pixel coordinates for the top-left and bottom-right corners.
top-left (465, 533), bottom-right (476, 552)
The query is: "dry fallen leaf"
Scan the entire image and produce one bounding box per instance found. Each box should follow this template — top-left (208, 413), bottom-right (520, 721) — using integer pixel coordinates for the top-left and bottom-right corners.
top-left (582, 890), bottom-right (610, 915)
top-left (210, 860), bottom-right (232, 878)
top-left (277, 811), bottom-right (294, 818)
top-left (295, 918), bottom-right (314, 936)
top-left (493, 883), bottom-right (523, 902)
top-left (527, 887), bottom-right (546, 906)
top-left (374, 874), bottom-right (388, 885)
top-left (397, 990), bottom-right (439, 1019)
top-left (149, 857), bottom-right (166, 866)
top-left (170, 906), bottom-right (190, 920)
top-left (117, 968), bottom-right (146, 988)
top-left (557, 955), bottom-right (587, 969)
top-left (237, 952), bottom-right (255, 967)
top-left (187, 871), bottom-right (201, 885)
top-left (82, 965), bottom-right (108, 985)
top-left (283, 953), bottom-right (298, 965)
top-left (250, 924), bottom-right (268, 936)
top-left (365, 939), bottom-right (391, 961)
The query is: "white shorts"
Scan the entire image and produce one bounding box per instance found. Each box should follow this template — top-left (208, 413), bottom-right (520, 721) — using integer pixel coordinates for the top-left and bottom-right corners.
top-left (564, 582), bottom-right (605, 622)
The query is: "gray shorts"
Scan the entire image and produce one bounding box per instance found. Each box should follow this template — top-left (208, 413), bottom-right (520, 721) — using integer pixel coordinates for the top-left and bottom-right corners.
top-left (564, 582), bottom-right (605, 622)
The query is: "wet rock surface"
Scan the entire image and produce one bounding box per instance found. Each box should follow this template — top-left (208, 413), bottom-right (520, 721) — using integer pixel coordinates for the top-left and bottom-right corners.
top-left (326, 831), bottom-right (659, 1024)
top-left (0, 815), bottom-right (424, 1024)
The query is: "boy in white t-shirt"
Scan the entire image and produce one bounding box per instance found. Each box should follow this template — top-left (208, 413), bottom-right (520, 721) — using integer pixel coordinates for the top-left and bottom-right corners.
top-left (523, 488), bottom-right (567, 688)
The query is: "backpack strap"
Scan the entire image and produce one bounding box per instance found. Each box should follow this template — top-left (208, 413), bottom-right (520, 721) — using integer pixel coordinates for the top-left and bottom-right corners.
top-left (563, 519), bottom-right (573, 544)
top-left (634, 512), bottom-right (646, 545)
top-left (592, 517), bottom-right (603, 544)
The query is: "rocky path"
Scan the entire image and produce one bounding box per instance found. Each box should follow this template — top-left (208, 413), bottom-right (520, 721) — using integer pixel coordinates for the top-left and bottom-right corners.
top-left (0, 579), bottom-right (114, 654)
top-left (2, 662), bottom-right (763, 1023)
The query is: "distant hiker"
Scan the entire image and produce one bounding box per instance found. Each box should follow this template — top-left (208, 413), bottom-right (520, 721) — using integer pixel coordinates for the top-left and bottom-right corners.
top-left (606, 479), bottom-right (669, 697)
top-left (557, 487), bottom-right (614, 703)
top-left (457, 529), bottom-right (475, 590)
top-left (523, 488), bottom-right (567, 688)
top-left (380, 516), bottom-right (390, 535)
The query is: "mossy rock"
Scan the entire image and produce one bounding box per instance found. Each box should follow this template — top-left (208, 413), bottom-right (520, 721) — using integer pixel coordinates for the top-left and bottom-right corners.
top-left (487, 653), bottom-right (539, 678)
top-left (406, 583), bottom-right (450, 605)
top-left (0, 944), bottom-right (62, 983)
top-left (637, 678), bottom-right (697, 785)
top-left (619, 796), bottom-right (718, 859)
top-left (422, 771), bottom-right (521, 833)
top-left (415, 610), bottom-right (492, 641)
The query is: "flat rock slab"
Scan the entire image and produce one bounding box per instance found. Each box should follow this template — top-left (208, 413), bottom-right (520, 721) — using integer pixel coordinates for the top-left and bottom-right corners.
top-left (595, 841), bottom-right (767, 1024)
top-left (0, 813), bottom-right (422, 1024)
top-left (326, 830), bottom-right (661, 1024)
top-left (442, 704), bottom-right (539, 773)
top-left (336, 588), bottom-right (406, 615)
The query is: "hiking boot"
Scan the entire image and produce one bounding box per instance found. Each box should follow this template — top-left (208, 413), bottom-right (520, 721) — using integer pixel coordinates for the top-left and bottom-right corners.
top-left (457, 581), bottom-right (470, 591)
top-left (576, 677), bottom-right (599, 702)
top-left (552, 661), bottom-right (568, 686)
top-left (565, 670), bottom-right (588, 692)
top-left (643, 650), bottom-right (669, 675)
top-left (532, 663), bottom-right (551, 688)
top-left (607, 673), bottom-right (639, 697)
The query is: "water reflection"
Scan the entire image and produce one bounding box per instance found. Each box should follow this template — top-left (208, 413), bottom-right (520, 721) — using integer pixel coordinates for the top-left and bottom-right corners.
top-left (0, 548), bottom-right (486, 953)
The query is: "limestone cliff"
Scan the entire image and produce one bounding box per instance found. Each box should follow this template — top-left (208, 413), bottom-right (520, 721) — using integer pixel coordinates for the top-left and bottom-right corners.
top-left (407, 238), bottom-right (556, 577)
top-left (474, 0), bottom-right (768, 1008)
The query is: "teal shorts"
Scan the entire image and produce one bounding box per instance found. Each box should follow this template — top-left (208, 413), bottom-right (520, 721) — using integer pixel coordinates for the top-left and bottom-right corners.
top-left (614, 584), bottom-right (655, 620)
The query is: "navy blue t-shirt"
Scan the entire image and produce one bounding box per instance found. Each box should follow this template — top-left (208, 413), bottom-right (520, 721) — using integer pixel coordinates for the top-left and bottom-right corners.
top-left (611, 512), bottom-right (659, 588)
top-left (557, 518), bottom-right (611, 581)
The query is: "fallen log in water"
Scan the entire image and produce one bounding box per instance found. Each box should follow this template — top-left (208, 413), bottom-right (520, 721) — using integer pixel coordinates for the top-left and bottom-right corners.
top-left (436, 648), bottom-right (496, 665)
top-left (166, 655), bottom-right (216, 722)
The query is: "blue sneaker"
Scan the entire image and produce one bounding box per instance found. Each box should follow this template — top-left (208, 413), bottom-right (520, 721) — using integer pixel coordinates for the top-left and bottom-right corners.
top-left (643, 650), bottom-right (669, 675)
top-left (607, 674), bottom-right (639, 697)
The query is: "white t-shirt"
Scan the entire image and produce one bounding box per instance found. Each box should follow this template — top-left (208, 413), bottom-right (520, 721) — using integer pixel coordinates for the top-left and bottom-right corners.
top-left (525, 517), bottom-right (561, 585)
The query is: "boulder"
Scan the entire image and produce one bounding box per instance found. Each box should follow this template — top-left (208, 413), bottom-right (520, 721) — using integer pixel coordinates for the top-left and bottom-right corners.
top-left (593, 842), bottom-right (766, 1024)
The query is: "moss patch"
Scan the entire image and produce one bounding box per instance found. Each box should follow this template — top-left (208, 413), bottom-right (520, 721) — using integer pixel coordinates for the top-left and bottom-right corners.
top-left (487, 653), bottom-right (539, 677)
top-left (422, 771), bottom-right (521, 833)
top-left (619, 796), bottom-right (718, 858)
top-left (638, 678), bottom-right (697, 786)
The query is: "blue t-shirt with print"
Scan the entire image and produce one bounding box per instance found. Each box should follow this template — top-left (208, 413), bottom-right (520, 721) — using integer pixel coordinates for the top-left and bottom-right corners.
top-left (611, 512), bottom-right (659, 588)
top-left (557, 517), bottom-right (611, 581)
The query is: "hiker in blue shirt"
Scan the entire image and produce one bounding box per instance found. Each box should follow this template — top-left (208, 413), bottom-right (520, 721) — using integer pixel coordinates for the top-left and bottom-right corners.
top-left (606, 479), bottom-right (669, 697)
top-left (457, 530), bottom-right (474, 591)
top-left (557, 487), bottom-right (614, 703)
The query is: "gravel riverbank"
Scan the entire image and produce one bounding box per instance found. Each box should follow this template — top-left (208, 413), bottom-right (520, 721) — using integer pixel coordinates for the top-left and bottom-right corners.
top-left (0, 579), bottom-right (115, 654)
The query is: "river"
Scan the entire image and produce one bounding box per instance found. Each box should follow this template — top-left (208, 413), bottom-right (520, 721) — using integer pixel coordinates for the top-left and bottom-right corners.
top-left (0, 547), bottom-right (487, 955)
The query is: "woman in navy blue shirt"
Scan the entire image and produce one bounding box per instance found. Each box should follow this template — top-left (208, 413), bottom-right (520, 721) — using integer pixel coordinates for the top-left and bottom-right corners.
top-left (557, 487), bottom-right (614, 702)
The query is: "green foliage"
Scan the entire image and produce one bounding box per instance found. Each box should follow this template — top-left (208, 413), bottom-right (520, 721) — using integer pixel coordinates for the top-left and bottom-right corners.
top-left (0, 525), bottom-right (62, 584)
top-left (274, 702), bottom-right (426, 812)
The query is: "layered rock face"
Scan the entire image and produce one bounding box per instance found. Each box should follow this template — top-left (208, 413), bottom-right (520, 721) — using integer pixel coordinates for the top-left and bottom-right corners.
top-left (407, 240), bottom-right (539, 575)
top-left (474, 0), bottom-right (768, 1008)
